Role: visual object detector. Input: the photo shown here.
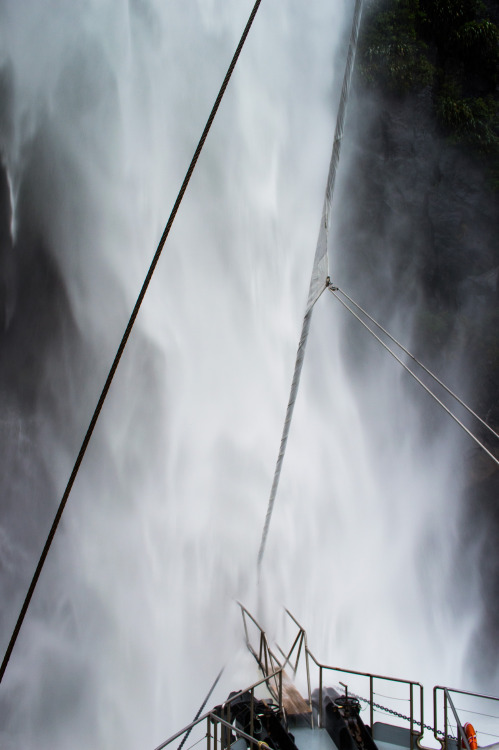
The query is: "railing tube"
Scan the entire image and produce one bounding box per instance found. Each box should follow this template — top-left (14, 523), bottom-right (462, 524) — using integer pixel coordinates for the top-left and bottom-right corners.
top-left (410, 682), bottom-right (413, 750)
top-left (419, 684), bottom-right (424, 747)
top-left (433, 687), bottom-right (440, 748)
top-left (306, 646), bottom-right (312, 716)
top-left (443, 689), bottom-right (448, 750)
top-left (370, 675), bottom-right (374, 730)
top-left (250, 687), bottom-right (254, 739)
top-left (319, 666), bottom-right (323, 728)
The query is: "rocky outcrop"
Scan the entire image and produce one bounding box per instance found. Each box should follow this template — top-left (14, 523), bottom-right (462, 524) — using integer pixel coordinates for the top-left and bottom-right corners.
top-left (338, 0), bottom-right (499, 676)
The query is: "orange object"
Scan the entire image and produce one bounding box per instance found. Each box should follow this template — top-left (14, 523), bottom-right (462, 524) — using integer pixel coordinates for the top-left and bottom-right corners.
top-left (462, 722), bottom-right (477, 750)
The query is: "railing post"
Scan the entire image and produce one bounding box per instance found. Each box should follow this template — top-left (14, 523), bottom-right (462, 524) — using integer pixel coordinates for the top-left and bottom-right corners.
top-left (305, 646), bottom-right (312, 722)
top-left (214, 717), bottom-right (218, 750)
top-left (319, 667), bottom-right (323, 728)
top-left (207, 717), bottom-right (212, 750)
top-left (444, 690), bottom-right (448, 750)
top-left (433, 688), bottom-right (438, 748)
top-left (250, 688), bottom-right (254, 739)
top-left (370, 676), bottom-right (374, 730)
top-left (410, 683), bottom-right (413, 750)
top-left (419, 684), bottom-right (424, 748)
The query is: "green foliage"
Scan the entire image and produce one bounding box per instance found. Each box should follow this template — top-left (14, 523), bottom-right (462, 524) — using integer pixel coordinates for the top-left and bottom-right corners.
top-left (436, 91), bottom-right (499, 151)
top-left (452, 20), bottom-right (499, 75)
top-left (358, 0), bottom-right (435, 93)
top-left (358, 0), bottom-right (499, 186)
top-left (418, 0), bottom-right (481, 31)
top-left (360, 39), bottom-right (435, 92)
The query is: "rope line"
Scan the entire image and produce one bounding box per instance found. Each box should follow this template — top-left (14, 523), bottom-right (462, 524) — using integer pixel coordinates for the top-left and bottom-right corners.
top-left (373, 692), bottom-right (410, 702)
top-left (257, 0), bottom-right (364, 573)
top-left (336, 287), bottom-right (499, 444)
top-left (0, 0), bottom-right (264, 685)
top-left (257, 307), bottom-right (314, 572)
top-left (329, 288), bottom-right (499, 468)
top-left (176, 668), bottom-right (225, 750)
top-left (305, 0), bottom-right (364, 313)
top-left (455, 707), bottom-right (499, 721)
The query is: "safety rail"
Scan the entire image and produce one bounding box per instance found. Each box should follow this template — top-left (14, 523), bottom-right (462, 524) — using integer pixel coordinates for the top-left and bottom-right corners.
top-left (239, 603), bottom-right (285, 704)
top-left (434, 686), bottom-right (499, 750)
top-left (154, 669), bottom-right (284, 750)
top-left (307, 648), bottom-right (424, 749)
top-left (237, 605), bottom-right (423, 745)
top-left (275, 609), bottom-right (424, 746)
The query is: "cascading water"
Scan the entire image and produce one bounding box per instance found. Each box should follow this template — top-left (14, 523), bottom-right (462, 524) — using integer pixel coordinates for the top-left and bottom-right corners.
top-left (0, 1), bottom-right (484, 748)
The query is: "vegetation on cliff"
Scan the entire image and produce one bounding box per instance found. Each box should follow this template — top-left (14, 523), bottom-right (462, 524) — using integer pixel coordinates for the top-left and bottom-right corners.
top-left (349, 0), bottom-right (499, 656)
top-left (358, 0), bottom-right (499, 183)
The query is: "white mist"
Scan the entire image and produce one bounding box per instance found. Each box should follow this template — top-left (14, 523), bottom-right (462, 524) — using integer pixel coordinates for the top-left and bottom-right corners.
top-left (0, 1), bottom-right (481, 749)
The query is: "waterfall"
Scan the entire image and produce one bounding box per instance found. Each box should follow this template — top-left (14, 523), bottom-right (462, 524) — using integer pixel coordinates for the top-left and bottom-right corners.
top-left (0, 1), bottom-right (481, 748)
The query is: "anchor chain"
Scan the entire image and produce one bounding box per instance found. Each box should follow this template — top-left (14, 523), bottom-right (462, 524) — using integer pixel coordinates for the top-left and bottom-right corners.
top-left (357, 696), bottom-right (458, 741)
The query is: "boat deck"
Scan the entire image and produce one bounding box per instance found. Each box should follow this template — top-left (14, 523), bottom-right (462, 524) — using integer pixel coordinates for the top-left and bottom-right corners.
top-left (289, 722), bottom-right (422, 750)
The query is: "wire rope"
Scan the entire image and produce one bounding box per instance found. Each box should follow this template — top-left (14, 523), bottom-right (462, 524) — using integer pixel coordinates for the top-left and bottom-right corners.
top-left (329, 288), bottom-right (499, 468)
top-left (335, 286), bottom-right (499, 443)
top-left (176, 667), bottom-right (225, 750)
top-left (0, 0), bottom-right (264, 685)
top-left (256, 0), bottom-right (364, 574)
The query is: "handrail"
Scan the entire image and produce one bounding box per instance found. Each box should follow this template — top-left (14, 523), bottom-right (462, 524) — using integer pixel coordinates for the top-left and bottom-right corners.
top-left (306, 648), bottom-right (423, 748)
top-left (281, 609), bottom-right (312, 713)
top-left (434, 685), bottom-right (499, 750)
top-left (238, 602), bottom-right (284, 703)
top-left (154, 668), bottom-right (284, 750)
top-left (239, 604), bottom-right (424, 744)
top-left (237, 606), bottom-right (499, 750)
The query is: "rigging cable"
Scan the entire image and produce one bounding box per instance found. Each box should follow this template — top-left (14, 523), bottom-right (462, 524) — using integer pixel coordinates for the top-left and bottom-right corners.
top-left (335, 286), bottom-right (499, 444)
top-left (257, 0), bottom-right (364, 573)
top-left (329, 286), bottom-right (499, 469)
top-left (175, 667), bottom-right (225, 750)
top-left (0, 0), bottom-right (264, 684)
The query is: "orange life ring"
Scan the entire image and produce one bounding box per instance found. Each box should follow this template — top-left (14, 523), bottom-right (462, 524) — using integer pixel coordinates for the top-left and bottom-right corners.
top-left (462, 722), bottom-right (477, 750)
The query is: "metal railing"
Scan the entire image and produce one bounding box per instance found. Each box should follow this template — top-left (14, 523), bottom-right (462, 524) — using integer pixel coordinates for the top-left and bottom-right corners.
top-left (434, 686), bottom-right (499, 750)
top-left (154, 669), bottom-right (284, 750)
top-left (156, 606), bottom-right (499, 750)
top-left (307, 648), bottom-right (423, 749)
top-left (272, 608), bottom-right (423, 747)
top-left (239, 603), bottom-right (284, 704)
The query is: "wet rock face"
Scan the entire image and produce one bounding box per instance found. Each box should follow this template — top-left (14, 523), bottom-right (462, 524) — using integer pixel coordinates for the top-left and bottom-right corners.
top-left (338, 81), bottom-right (499, 399)
top-left (336, 79), bottom-right (499, 674)
top-left (0, 144), bottom-right (86, 638)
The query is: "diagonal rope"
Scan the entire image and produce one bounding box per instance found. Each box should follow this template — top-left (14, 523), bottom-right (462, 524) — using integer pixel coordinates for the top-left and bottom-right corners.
top-left (257, 0), bottom-right (364, 573)
top-left (329, 287), bottom-right (499, 468)
top-left (176, 667), bottom-right (225, 750)
top-left (0, 0), bottom-right (264, 684)
top-left (336, 286), bottom-right (499, 443)
top-left (257, 307), bottom-right (314, 572)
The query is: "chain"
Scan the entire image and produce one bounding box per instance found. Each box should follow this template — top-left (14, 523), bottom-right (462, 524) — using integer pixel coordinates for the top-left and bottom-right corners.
top-left (357, 696), bottom-right (458, 741)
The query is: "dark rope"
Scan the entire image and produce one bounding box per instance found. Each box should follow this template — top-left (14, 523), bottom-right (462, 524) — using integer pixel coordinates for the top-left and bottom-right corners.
top-left (0, 0), bottom-right (264, 684)
top-left (175, 667), bottom-right (225, 750)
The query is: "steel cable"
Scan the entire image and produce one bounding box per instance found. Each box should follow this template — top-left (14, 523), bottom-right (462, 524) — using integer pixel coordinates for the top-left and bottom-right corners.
top-left (329, 287), bottom-right (499, 469)
top-left (257, 0), bottom-right (364, 573)
top-left (335, 286), bottom-right (499, 444)
top-left (0, 0), bottom-right (264, 684)
top-left (176, 668), bottom-right (225, 750)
